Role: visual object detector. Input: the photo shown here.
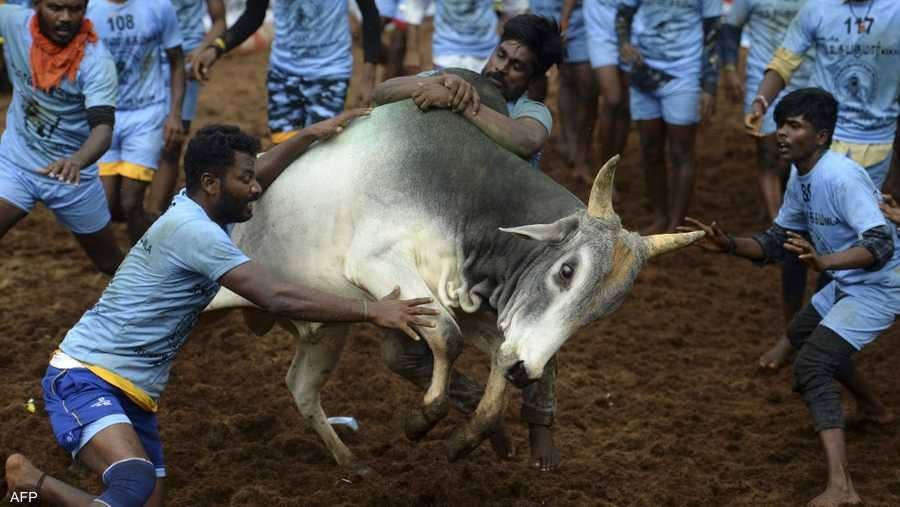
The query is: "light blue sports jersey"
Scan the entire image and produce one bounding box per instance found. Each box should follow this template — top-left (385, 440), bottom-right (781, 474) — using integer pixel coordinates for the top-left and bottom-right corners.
top-left (170, 0), bottom-right (206, 52)
top-left (0, 6), bottom-right (117, 175)
top-left (270, 0), bottom-right (353, 79)
top-left (59, 190), bottom-right (251, 402)
top-left (4, 0), bottom-right (32, 7)
top-left (726, 0), bottom-right (812, 109)
top-left (508, 94), bottom-right (553, 135)
top-left (433, 0), bottom-right (498, 60)
top-left (88, 0), bottom-right (182, 110)
top-left (530, 0), bottom-right (586, 48)
top-left (622, 0), bottom-right (721, 79)
top-left (775, 150), bottom-right (900, 289)
top-left (780, 0), bottom-right (900, 144)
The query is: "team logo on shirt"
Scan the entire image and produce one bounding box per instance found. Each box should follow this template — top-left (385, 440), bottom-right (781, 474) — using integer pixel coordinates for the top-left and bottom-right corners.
top-left (829, 60), bottom-right (878, 106)
top-left (278, 1), bottom-right (324, 47)
top-left (801, 183), bottom-right (812, 203)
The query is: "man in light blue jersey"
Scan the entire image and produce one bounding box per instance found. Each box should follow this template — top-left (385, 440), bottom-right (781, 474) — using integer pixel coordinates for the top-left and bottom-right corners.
top-left (192, 0), bottom-right (382, 144)
top-left (574, 0), bottom-right (631, 187)
top-left (748, 0), bottom-right (900, 191)
top-left (0, 0), bottom-right (124, 275)
top-left (3, 112), bottom-right (439, 507)
top-left (616, 0), bottom-right (721, 234)
top-left (684, 88), bottom-right (897, 507)
top-left (373, 14), bottom-right (567, 471)
top-left (528, 0), bottom-right (596, 182)
top-left (149, 0), bottom-right (226, 222)
top-left (88, 0), bottom-right (186, 245)
top-left (722, 0), bottom-right (812, 222)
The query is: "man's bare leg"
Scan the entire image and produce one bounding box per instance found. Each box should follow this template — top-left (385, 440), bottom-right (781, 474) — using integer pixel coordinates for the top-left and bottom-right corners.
top-left (666, 123), bottom-right (698, 232)
top-left (0, 197), bottom-right (27, 240)
top-left (570, 62), bottom-right (598, 184)
top-left (637, 118), bottom-right (669, 234)
top-left (529, 424), bottom-right (559, 472)
top-left (755, 134), bottom-right (784, 221)
top-left (808, 429), bottom-right (861, 507)
top-left (74, 224), bottom-right (124, 276)
top-left (5, 423), bottom-right (161, 506)
top-left (557, 65), bottom-right (579, 167)
top-left (838, 364), bottom-right (895, 426)
top-left (120, 177), bottom-right (151, 244)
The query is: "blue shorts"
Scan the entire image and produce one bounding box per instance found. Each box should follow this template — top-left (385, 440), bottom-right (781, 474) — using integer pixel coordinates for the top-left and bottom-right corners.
top-left (266, 67), bottom-right (349, 142)
top-left (630, 75), bottom-right (701, 125)
top-left (162, 55), bottom-right (201, 124)
top-left (584, 0), bottom-right (618, 68)
top-left (812, 281), bottom-right (900, 350)
top-left (42, 366), bottom-right (166, 478)
top-left (566, 31), bottom-right (589, 64)
top-left (100, 106), bottom-right (166, 171)
top-left (0, 155), bottom-right (110, 234)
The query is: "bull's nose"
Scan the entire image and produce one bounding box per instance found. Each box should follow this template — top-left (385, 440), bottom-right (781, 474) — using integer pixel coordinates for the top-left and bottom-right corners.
top-left (505, 361), bottom-right (537, 388)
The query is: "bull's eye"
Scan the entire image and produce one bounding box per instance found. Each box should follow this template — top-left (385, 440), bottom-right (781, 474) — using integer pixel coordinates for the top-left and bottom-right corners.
top-left (560, 263), bottom-right (574, 280)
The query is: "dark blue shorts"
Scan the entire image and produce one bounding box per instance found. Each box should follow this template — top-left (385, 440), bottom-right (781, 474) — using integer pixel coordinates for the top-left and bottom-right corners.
top-left (42, 366), bottom-right (166, 477)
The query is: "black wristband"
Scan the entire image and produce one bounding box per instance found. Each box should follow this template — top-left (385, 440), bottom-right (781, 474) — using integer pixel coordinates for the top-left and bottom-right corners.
top-left (726, 234), bottom-right (737, 255)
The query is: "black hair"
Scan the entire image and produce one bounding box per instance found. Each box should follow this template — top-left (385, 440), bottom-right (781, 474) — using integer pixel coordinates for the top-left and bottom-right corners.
top-left (183, 124), bottom-right (261, 194)
top-left (774, 87), bottom-right (838, 146)
top-left (500, 14), bottom-right (565, 77)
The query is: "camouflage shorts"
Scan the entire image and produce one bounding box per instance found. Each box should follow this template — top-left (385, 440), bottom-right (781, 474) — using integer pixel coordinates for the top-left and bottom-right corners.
top-left (266, 67), bottom-right (349, 137)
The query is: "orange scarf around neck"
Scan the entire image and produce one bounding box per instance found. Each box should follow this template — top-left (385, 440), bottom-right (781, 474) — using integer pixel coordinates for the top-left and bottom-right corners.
top-left (29, 15), bottom-right (98, 92)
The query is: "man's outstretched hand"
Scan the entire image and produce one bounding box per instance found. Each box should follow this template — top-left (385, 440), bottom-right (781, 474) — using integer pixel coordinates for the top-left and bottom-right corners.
top-left (367, 286), bottom-right (440, 341)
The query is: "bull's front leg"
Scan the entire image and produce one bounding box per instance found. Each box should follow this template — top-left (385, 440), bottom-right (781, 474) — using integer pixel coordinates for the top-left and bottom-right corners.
top-left (348, 254), bottom-right (462, 441)
top-left (400, 320), bottom-right (464, 441)
top-left (446, 354), bottom-right (509, 461)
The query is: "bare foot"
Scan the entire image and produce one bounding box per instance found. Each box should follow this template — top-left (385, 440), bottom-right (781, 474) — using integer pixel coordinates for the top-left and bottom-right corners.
top-left (807, 484), bottom-right (861, 506)
top-left (488, 418), bottom-right (515, 460)
top-left (4, 454), bottom-right (43, 500)
top-left (758, 335), bottom-right (794, 372)
top-left (528, 424), bottom-right (560, 472)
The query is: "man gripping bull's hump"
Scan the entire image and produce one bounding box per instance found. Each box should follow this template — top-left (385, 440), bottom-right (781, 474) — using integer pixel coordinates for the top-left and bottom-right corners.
top-left (372, 13), bottom-right (566, 470)
top-left (3, 112), bottom-right (439, 507)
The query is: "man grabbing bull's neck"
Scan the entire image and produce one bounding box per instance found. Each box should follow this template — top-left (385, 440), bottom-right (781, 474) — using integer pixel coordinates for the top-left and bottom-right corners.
top-left (373, 13), bottom-right (566, 472)
top-left (374, 13), bottom-right (564, 167)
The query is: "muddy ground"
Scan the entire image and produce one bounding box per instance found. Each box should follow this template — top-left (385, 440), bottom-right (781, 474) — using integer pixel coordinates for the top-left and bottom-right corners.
top-left (2, 45), bottom-right (899, 506)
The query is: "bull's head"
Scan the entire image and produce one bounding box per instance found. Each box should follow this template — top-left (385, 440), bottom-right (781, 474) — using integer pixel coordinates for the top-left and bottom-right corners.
top-left (496, 156), bottom-right (704, 386)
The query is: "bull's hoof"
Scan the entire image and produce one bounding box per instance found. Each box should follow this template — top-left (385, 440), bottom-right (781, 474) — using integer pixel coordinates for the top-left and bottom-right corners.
top-left (446, 425), bottom-right (488, 462)
top-left (403, 399), bottom-right (449, 442)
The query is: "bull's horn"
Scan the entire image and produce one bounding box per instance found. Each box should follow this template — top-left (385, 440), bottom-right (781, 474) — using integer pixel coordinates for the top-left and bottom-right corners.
top-left (642, 230), bottom-right (705, 259)
top-left (586, 155), bottom-right (620, 220)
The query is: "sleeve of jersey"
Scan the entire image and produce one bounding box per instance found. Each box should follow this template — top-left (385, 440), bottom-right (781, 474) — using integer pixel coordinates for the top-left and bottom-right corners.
top-left (513, 101), bottom-right (553, 135)
top-left (170, 222), bottom-right (251, 281)
top-left (725, 0), bottom-right (750, 27)
top-left (765, 6), bottom-right (813, 84)
top-left (80, 49), bottom-right (118, 109)
top-left (836, 176), bottom-right (889, 239)
top-left (160, 2), bottom-right (184, 50)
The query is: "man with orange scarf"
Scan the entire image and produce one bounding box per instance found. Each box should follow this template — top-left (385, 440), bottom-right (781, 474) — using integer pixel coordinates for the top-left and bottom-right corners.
top-left (0, 0), bottom-right (123, 275)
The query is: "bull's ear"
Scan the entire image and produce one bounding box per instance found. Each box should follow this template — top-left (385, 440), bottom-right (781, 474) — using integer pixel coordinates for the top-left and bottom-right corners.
top-left (499, 216), bottom-right (578, 242)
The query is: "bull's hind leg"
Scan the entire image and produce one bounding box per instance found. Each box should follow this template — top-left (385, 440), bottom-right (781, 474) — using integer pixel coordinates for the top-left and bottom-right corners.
top-left (284, 324), bottom-right (370, 474)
